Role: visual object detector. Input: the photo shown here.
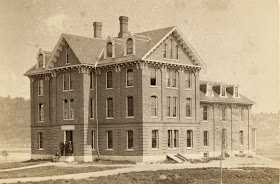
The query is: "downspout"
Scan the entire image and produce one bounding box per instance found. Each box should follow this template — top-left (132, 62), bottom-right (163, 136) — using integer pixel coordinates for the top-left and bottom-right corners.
top-left (95, 69), bottom-right (100, 156)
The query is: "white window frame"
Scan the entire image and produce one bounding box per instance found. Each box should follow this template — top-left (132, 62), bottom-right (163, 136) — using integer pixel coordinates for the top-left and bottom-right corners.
top-left (38, 80), bottom-right (44, 96)
top-left (185, 71), bottom-right (191, 89)
top-left (63, 99), bottom-right (74, 120)
top-left (106, 98), bottom-right (113, 119)
top-left (38, 104), bottom-right (44, 122)
top-left (126, 68), bottom-right (134, 87)
top-left (152, 130), bottom-right (159, 149)
top-left (106, 131), bottom-right (113, 150)
top-left (186, 98), bottom-right (192, 118)
top-left (127, 130), bottom-right (134, 150)
top-left (220, 84), bottom-right (227, 97)
top-left (234, 86), bottom-right (240, 98)
top-left (203, 131), bottom-right (209, 146)
top-left (91, 131), bottom-right (95, 150)
top-left (38, 132), bottom-right (43, 150)
top-left (206, 83), bottom-right (214, 97)
top-left (126, 96), bottom-right (134, 118)
top-left (106, 71), bottom-right (113, 89)
top-left (90, 98), bottom-right (94, 119)
top-left (151, 96), bottom-right (158, 117)
top-left (187, 130), bottom-right (193, 148)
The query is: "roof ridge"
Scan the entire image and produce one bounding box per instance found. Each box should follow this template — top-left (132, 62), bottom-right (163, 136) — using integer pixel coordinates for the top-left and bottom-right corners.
top-left (135, 26), bottom-right (175, 35)
top-left (62, 33), bottom-right (105, 41)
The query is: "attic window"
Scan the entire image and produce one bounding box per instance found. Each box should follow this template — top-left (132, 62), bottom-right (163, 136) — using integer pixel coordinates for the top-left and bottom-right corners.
top-left (234, 86), bottom-right (239, 97)
top-left (66, 45), bottom-right (70, 64)
top-left (175, 45), bottom-right (179, 60)
top-left (38, 54), bottom-right (44, 68)
top-left (107, 42), bottom-right (113, 58)
top-left (221, 85), bottom-right (226, 97)
top-left (169, 39), bottom-right (173, 59)
top-left (163, 44), bottom-right (167, 58)
top-left (126, 38), bottom-right (133, 55)
top-left (206, 83), bottom-right (213, 96)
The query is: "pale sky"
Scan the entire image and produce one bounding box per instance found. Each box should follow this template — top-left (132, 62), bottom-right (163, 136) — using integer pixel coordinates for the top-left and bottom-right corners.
top-left (0, 0), bottom-right (279, 114)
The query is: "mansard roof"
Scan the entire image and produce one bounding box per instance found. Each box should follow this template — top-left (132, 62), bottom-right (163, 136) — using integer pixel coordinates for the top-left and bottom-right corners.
top-left (200, 81), bottom-right (254, 105)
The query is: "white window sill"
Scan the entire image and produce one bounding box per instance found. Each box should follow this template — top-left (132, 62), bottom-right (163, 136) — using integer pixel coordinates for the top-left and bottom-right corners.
top-left (37, 148), bottom-right (44, 150)
top-left (125, 86), bottom-right (134, 88)
top-left (202, 120), bottom-right (209, 123)
top-left (152, 148), bottom-right (159, 151)
top-left (166, 87), bottom-right (178, 89)
top-left (185, 88), bottom-right (192, 91)
top-left (65, 63), bottom-right (71, 65)
top-left (105, 88), bottom-right (113, 90)
top-left (63, 119), bottom-right (74, 120)
top-left (106, 117), bottom-right (113, 119)
top-left (166, 117), bottom-right (178, 119)
top-left (125, 149), bottom-right (134, 151)
top-left (38, 121), bottom-right (44, 123)
top-left (150, 85), bottom-right (157, 88)
top-left (126, 116), bottom-right (134, 119)
top-left (151, 116), bottom-right (158, 119)
top-left (186, 117), bottom-right (192, 119)
top-left (105, 149), bottom-right (113, 151)
top-left (187, 147), bottom-right (194, 150)
top-left (92, 149), bottom-right (96, 151)
top-left (63, 90), bottom-right (74, 92)
top-left (203, 146), bottom-right (209, 147)
top-left (90, 118), bottom-right (95, 120)
top-left (38, 95), bottom-right (43, 97)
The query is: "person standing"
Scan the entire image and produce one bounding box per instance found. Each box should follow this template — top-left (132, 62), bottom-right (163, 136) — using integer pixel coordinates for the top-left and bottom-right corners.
top-left (69, 141), bottom-right (73, 156)
top-left (59, 141), bottom-right (65, 156)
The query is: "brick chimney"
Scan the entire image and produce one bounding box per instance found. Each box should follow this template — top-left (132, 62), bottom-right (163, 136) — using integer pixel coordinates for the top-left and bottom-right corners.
top-left (93, 22), bottom-right (102, 38)
top-left (118, 16), bottom-right (129, 38)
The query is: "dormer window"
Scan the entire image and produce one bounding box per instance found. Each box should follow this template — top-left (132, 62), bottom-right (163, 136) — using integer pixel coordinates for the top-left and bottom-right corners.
top-left (221, 85), bottom-right (227, 97)
top-left (206, 83), bottom-right (214, 96)
top-left (38, 54), bottom-right (44, 68)
top-left (66, 44), bottom-right (70, 64)
top-left (126, 38), bottom-right (133, 55)
top-left (107, 42), bottom-right (113, 58)
top-left (234, 86), bottom-right (239, 98)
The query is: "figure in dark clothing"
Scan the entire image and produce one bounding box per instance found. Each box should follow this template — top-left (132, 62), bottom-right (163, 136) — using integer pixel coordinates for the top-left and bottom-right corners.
top-left (69, 141), bottom-right (73, 156)
top-left (65, 142), bottom-right (69, 156)
top-left (59, 141), bottom-right (65, 156)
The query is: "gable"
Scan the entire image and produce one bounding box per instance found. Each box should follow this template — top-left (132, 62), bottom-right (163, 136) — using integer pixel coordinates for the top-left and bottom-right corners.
top-left (53, 41), bottom-right (80, 68)
top-left (146, 34), bottom-right (196, 66)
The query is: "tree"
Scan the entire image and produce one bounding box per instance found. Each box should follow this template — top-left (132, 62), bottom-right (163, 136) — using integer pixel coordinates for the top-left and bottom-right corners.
top-left (1, 150), bottom-right (9, 162)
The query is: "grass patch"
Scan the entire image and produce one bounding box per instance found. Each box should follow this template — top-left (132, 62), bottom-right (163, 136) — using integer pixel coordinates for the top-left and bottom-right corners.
top-left (0, 159), bottom-right (50, 170)
top-left (93, 158), bottom-right (136, 165)
top-left (35, 167), bottom-right (279, 184)
top-left (0, 165), bottom-right (122, 179)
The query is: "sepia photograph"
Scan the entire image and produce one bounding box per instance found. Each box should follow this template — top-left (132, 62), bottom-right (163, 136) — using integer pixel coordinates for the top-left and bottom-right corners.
top-left (0, 0), bottom-right (279, 183)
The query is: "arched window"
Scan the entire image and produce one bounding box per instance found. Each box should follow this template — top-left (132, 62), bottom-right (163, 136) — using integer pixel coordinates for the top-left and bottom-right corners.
top-left (151, 96), bottom-right (157, 117)
top-left (107, 131), bottom-right (113, 149)
top-left (38, 132), bottom-right (43, 149)
top-left (127, 130), bottom-right (133, 149)
top-left (169, 39), bottom-right (173, 59)
top-left (186, 98), bottom-right (191, 118)
top-left (126, 69), bottom-right (133, 86)
top-left (203, 131), bottom-right (209, 146)
top-left (127, 96), bottom-right (134, 117)
top-left (127, 38), bottom-right (133, 55)
top-left (107, 42), bottom-right (113, 58)
top-left (38, 54), bottom-right (43, 68)
top-left (187, 130), bottom-right (193, 148)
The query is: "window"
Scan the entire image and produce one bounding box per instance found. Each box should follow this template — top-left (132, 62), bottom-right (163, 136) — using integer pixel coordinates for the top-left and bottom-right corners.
top-left (151, 96), bottom-right (157, 117)
top-left (169, 39), bottom-right (173, 59)
top-left (107, 131), bottom-right (113, 149)
top-left (150, 68), bottom-right (157, 86)
top-left (127, 96), bottom-right (134, 117)
top-left (38, 80), bottom-right (43, 96)
top-left (167, 70), bottom-right (171, 87)
top-left (66, 45), bottom-right (70, 64)
top-left (91, 131), bottom-right (95, 149)
top-left (39, 104), bottom-right (44, 122)
top-left (239, 131), bottom-right (244, 145)
top-left (167, 96), bottom-right (171, 117)
top-left (207, 83), bottom-right (213, 96)
top-left (185, 72), bottom-right (191, 89)
top-left (63, 99), bottom-right (74, 119)
top-left (174, 130), bottom-right (179, 148)
top-left (107, 42), bottom-right (113, 58)
top-left (172, 97), bottom-right (177, 117)
top-left (106, 71), bottom-right (113, 89)
top-left (127, 38), bottom-right (133, 55)
top-left (187, 130), bottom-right (193, 148)
top-left (163, 44), bottom-right (167, 58)
top-left (90, 98), bottom-right (94, 119)
top-left (127, 130), bottom-right (133, 149)
top-left (172, 70), bottom-right (178, 88)
top-left (222, 129), bottom-right (227, 149)
top-left (152, 130), bottom-right (159, 149)
top-left (38, 132), bottom-right (43, 149)
top-left (175, 45), bottom-right (179, 59)
top-left (107, 98), bottom-right (113, 118)
top-left (222, 107), bottom-right (226, 121)
top-left (204, 152), bottom-right (209, 158)
top-left (241, 108), bottom-right (244, 121)
top-left (38, 54), bottom-right (44, 68)
top-left (168, 130), bottom-right (172, 148)
top-left (186, 98), bottom-right (191, 118)
top-left (126, 69), bottom-right (133, 87)
top-left (234, 86), bottom-right (239, 97)
top-left (203, 106), bottom-right (208, 121)
top-left (90, 72), bottom-right (94, 90)
top-left (203, 131), bottom-right (209, 146)
top-left (63, 73), bottom-right (73, 91)
top-left (221, 85), bottom-right (226, 97)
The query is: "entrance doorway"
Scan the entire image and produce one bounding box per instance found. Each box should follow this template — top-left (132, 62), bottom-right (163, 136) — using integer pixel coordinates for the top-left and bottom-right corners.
top-left (64, 131), bottom-right (73, 156)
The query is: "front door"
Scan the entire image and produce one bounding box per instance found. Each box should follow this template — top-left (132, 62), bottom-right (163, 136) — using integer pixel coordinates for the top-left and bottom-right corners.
top-left (65, 131), bottom-right (73, 155)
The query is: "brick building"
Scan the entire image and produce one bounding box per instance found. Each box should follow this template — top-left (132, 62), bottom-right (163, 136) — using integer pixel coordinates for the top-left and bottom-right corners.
top-left (24, 16), bottom-right (255, 162)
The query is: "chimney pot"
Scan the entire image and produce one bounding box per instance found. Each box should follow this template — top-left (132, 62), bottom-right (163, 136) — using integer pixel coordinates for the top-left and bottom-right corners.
top-left (118, 16), bottom-right (129, 38)
top-left (93, 22), bottom-right (102, 38)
